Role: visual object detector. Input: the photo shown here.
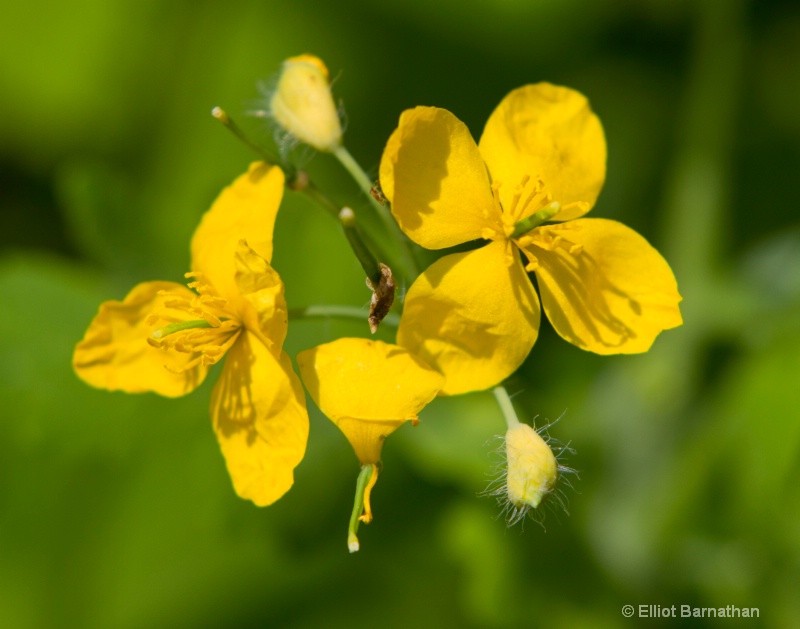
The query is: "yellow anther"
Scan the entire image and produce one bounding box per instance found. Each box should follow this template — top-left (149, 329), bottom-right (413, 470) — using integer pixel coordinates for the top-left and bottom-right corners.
top-left (525, 260), bottom-right (539, 272)
top-left (200, 294), bottom-right (226, 307)
top-left (569, 244), bottom-right (583, 255)
top-left (481, 227), bottom-right (498, 240)
top-left (516, 236), bottom-right (533, 247)
top-left (164, 298), bottom-right (191, 309)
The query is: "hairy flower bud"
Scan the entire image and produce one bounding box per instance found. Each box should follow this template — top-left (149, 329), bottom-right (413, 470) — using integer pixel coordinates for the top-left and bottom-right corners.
top-left (270, 54), bottom-right (342, 152)
top-left (505, 422), bottom-right (558, 509)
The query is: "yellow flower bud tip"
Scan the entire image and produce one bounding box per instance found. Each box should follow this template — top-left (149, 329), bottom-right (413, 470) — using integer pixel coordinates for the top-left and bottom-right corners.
top-left (268, 54), bottom-right (343, 152)
top-left (286, 54), bottom-right (330, 81)
top-left (483, 419), bottom-right (577, 527)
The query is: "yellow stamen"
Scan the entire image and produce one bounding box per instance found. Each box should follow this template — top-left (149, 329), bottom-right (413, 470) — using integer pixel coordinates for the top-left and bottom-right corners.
top-left (490, 181), bottom-right (503, 218)
top-left (358, 465), bottom-right (379, 524)
top-left (516, 236), bottom-right (534, 247)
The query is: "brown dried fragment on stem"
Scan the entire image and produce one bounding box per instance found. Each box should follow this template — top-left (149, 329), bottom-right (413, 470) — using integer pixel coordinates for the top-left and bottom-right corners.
top-left (367, 263), bottom-right (395, 334)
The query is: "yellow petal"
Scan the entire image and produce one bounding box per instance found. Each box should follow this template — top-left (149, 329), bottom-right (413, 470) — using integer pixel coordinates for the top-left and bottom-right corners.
top-left (211, 331), bottom-right (309, 506)
top-left (297, 338), bottom-right (444, 464)
top-left (379, 107), bottom-right (497, 249)
top-left (479, 84), bottom-right (606, 222)
top-left (233, 240), bottom-right (288, 353)
top-left (190, 162), bottom-right (285, 303)
top-left (397, 240), bottom-right (541, 396)
top-left (532, 218), bottom-right (683, 354)
top-left (73, 281), bottom-right (214, 397)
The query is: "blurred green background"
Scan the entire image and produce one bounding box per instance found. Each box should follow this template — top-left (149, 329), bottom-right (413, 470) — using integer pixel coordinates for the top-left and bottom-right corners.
top-left (2, 0), bottom-right (800, 627)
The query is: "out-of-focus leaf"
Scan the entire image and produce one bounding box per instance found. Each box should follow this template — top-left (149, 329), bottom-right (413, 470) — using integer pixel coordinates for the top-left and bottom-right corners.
top-left (395, 391), bottom-right (502, 493)
top-left (57, 161), bottom-right (151, 274)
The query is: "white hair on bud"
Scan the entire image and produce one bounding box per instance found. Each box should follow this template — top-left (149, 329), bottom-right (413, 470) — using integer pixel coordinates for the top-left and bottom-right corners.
top-left (480, 411), bottom-right (578, 529)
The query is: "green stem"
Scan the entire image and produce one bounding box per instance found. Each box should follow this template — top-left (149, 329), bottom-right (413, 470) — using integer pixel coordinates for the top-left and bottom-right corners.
top-left (347, 464), bottom-right (374, 553)
top-left (339, 208), bottom-right (382, 284)
top-left (212, 107), bottom-right (282, 168)
top-left (493, 386), bottom-right (521, 429)
top-left (333, 145), bottom-right (385, 216)
top-left (296, 180), bottom-right (341, 220)
top-left (288, 305), bottom-right (400, 327)
top-left (333, 145), bottom-right (419, 277)
top-left (212, 107), bottom-right (344, 222)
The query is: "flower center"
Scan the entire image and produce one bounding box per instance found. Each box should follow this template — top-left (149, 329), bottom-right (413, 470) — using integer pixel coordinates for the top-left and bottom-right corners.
top-left (146, 272), bottom-right (241, 373)
top-left (481, 174), bottom-right (554, 242)
top-left (515, 224), bottom-right (585, 272)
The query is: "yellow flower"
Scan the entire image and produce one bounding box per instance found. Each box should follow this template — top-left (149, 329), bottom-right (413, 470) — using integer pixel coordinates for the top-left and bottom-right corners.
top-left (73, 162), bottom-right (309, 507)
top-left (270, 54), bottom-right (343, 152)
top-left (380, 83), bottom-right (683, 395)
top-left (298, 338), bottom-right (443, 551)
top-left (297, 338), bottom-right (444, 466)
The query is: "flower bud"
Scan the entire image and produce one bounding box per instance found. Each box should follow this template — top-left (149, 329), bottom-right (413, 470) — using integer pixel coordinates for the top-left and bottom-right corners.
top-left (505, 422), bottom-right (558, 509)
top-left (270, 54), bottom-right (343, 152)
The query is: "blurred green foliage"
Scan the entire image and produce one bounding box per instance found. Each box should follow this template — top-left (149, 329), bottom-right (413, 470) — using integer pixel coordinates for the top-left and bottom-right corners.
top-left (2, 0), bottom-right (800, 627)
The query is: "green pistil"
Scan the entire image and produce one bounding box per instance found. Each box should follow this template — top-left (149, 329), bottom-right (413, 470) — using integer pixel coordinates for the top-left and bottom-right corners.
top-left (511, 202), bottom-right (561, 238)
top-left (151, 319), bottom-right (216, 339)
top-left (347, 464), bottom-right (375, 553)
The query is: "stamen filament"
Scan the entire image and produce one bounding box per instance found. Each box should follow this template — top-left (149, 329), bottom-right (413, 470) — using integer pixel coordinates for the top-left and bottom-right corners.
top-left (518, 178), bottom-right (544, 218)
top-left (358, 465), bottom-right (379, 524)
top-left (491, 181), bottom-right (504, 218)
